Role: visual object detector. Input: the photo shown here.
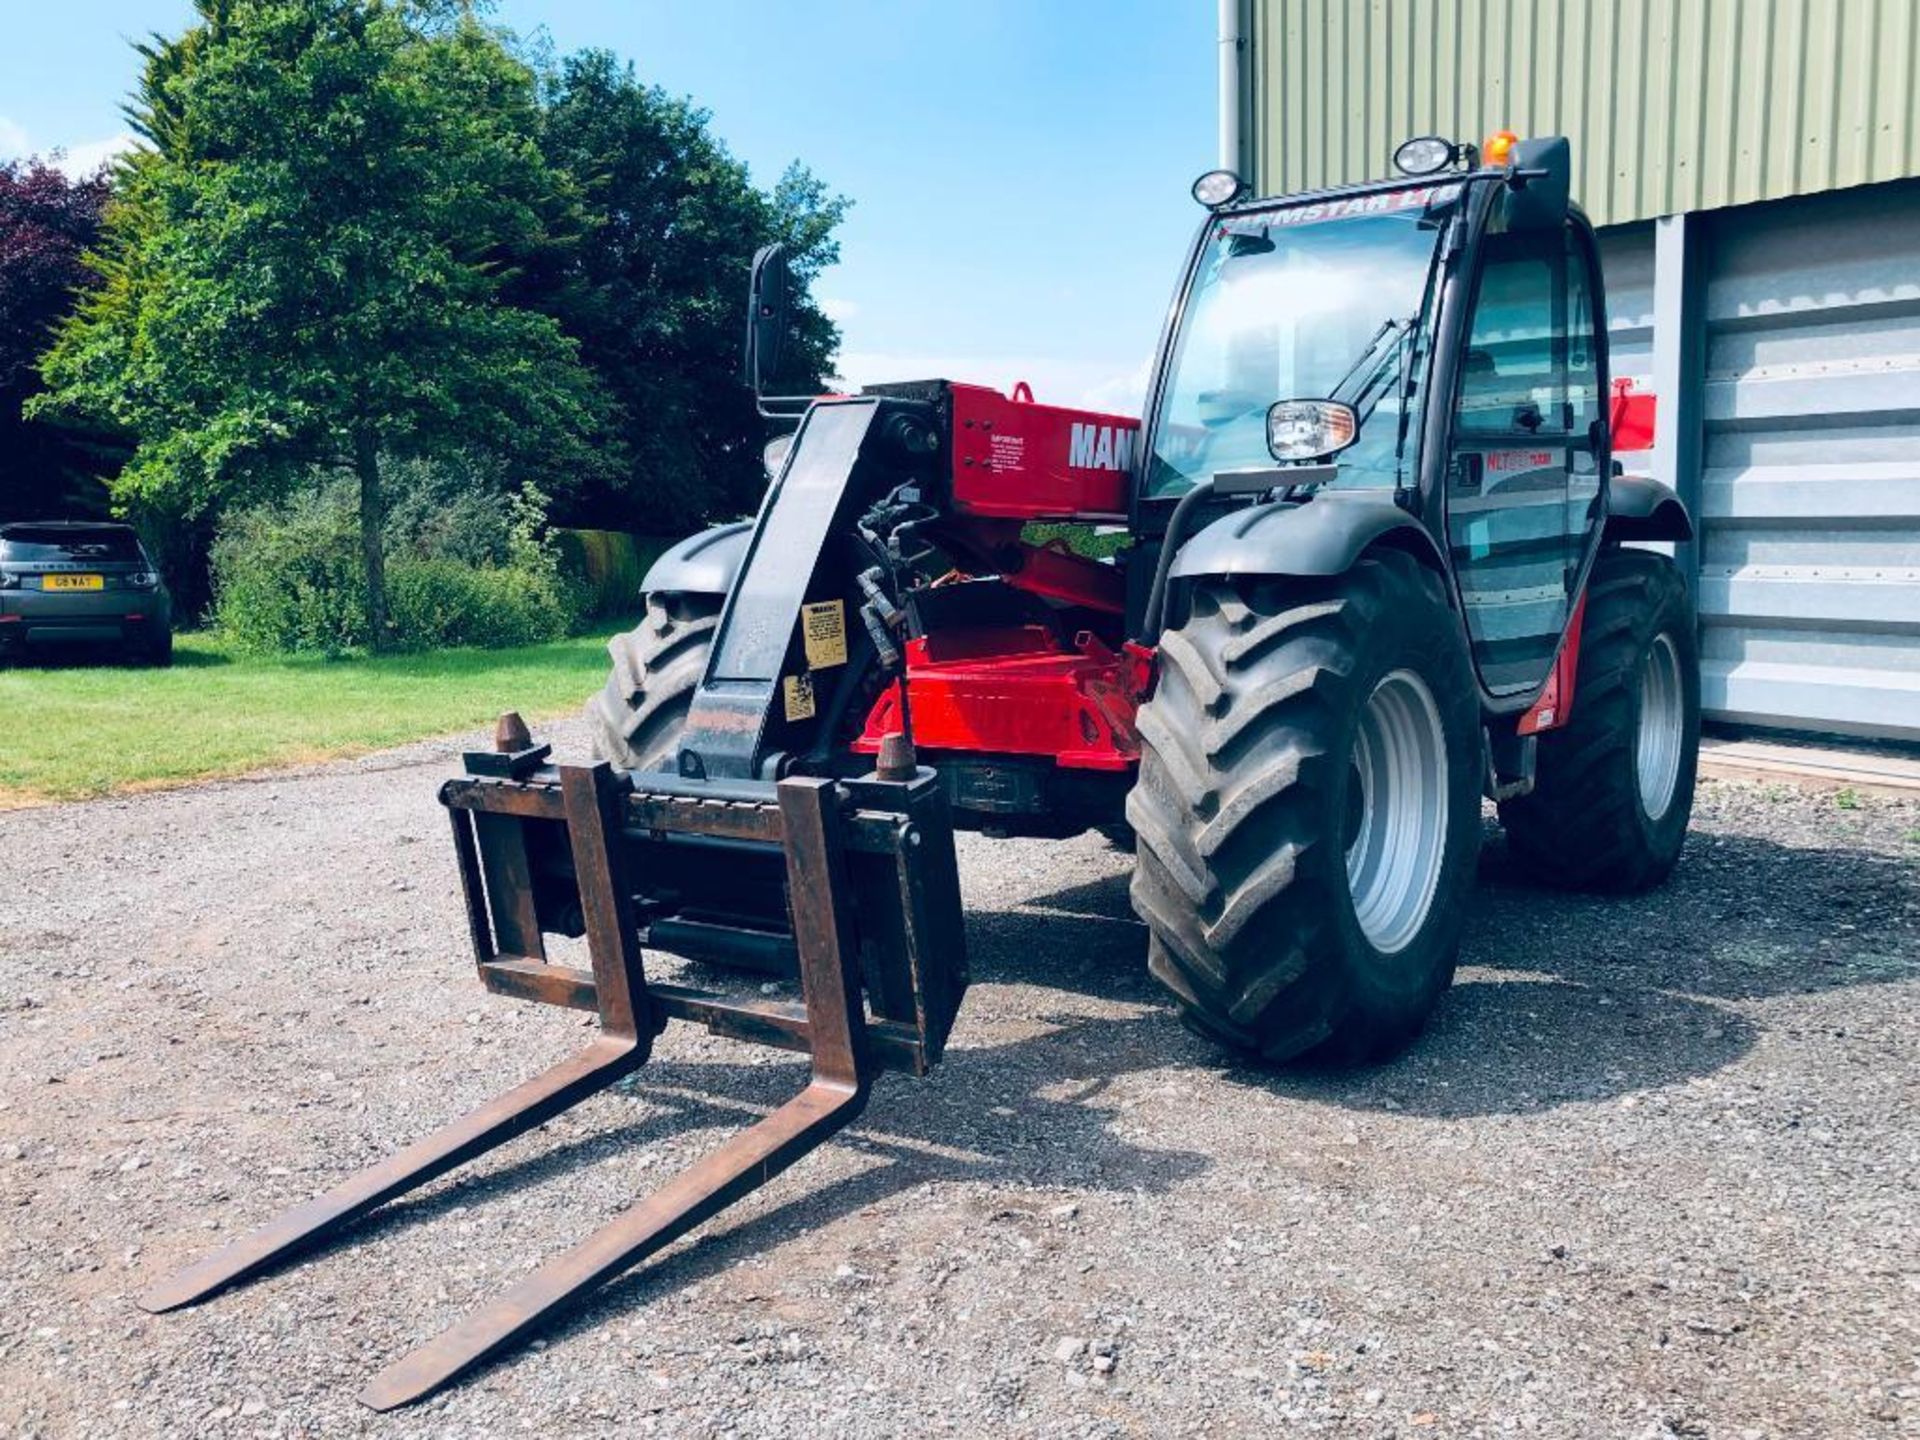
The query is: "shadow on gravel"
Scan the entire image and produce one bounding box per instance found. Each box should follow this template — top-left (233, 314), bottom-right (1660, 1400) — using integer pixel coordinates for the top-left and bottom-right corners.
top-left (532, 1009), bottom-right (1216, 1358)
top-left (1469, 825), bottom-right (1919, 1003)
top-left (1258, 980), bottom-right (1761, 1119)
top-left (999, 821), bottom-right (1916, 1120)
top-left (176, 817), bottom-right (1915, 1390)
top-left (309, 902), bottom-right (1202, 1337)
top-left (345, 1001), bottom-right (1212, 1384)
top-left (994, 867), bottom-right (1766, 1120)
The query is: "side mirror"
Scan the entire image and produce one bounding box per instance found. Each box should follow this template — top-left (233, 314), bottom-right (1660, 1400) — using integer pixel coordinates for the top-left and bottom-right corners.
top-left (1502, 135), bottom-right (1570, 231)
top-left (743, 244), bottom-right (791, 396)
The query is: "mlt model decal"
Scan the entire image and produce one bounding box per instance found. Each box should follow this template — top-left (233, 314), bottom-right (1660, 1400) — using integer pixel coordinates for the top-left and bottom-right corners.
top-left (1485, 449), bottom-right (1557, 473)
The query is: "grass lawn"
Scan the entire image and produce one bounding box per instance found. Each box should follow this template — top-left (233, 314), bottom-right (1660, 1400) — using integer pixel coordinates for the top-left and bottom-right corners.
top-left (0, 631), bottom-right (616, 806)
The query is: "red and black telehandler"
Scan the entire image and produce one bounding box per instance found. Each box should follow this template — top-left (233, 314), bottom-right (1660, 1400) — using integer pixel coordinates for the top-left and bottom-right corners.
top-left (145, 132), bottom-right (1699, 1406)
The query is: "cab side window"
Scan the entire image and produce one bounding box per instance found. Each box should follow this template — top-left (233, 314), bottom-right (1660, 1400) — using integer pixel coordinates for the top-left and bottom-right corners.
top-left (1563, 235), bottom-right (1604, 542)
top-left (1456, 230), bottom-right (1567, 437)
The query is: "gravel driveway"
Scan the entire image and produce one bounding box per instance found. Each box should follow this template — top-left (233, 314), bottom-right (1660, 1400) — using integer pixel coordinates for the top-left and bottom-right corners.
top-left (2, 718), bottom-right (1915, 1439)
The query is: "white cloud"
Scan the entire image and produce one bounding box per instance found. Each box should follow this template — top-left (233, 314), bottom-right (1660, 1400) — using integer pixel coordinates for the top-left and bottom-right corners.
top-left (53, 133), bottom-right (139, 178)
top-left (0, 120), bottom-right (140, 176)
top-left (0, 115), bottom-right (31, 160)
top-left (832, 350), bottom-right (1153, 416)
top-left (817, 295), bottom-right (861, 324)
top-left (1077, 359), bottom-right (1153, 417)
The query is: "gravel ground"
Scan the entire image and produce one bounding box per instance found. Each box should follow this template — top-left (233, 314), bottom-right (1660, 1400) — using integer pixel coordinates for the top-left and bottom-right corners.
top-left (1, 718), bottom-right (1916, 1439)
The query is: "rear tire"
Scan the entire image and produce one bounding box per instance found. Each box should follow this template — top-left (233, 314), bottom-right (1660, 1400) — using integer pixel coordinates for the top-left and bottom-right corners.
top-left (587, 592), bottom-right (721, 772)
top-left (1499, 547), bottom-right (1699, 891)
top-left (1128, 552), bottom-right (1482, 1065)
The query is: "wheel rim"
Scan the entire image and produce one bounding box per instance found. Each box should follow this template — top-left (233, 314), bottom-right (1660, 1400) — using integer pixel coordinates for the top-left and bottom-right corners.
top-left (1345, 669), bottom-right (1450, 955)
top-left (1636, 632), bottom-right (1685, 820)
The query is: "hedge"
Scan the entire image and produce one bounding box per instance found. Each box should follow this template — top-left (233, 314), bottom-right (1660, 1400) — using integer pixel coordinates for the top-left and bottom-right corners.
top-left (553, 529), bottom-right (682, 620)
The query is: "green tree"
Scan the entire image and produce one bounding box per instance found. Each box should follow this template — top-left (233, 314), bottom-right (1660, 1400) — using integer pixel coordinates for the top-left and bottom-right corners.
top-left (36, 0), bottom-right (609, 646)
top-left (528, 50), bottom-right (847, 533)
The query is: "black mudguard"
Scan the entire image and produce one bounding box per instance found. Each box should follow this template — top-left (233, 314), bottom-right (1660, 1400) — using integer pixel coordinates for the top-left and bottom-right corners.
top-left (641, 520), bottom-right (753, 597)
top-left (1604, 473), bottom-right (1693, 543)
top-left (1169, 490), bottom-right (1446, 583)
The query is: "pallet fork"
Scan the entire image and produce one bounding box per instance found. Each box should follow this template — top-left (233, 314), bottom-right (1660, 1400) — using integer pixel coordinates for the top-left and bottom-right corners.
top-left (140, 717), bottom-right (967, 1410)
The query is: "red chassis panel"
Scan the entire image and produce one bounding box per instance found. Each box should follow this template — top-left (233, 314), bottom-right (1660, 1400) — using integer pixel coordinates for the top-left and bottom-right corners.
top-left (1610, 377), bottom-right (1657, 454)
top-left (1517, 590), bottom-right (1587, 735)
top-left (855, 626), bottom-right (1150, 772)
top-left (948, 382), bottom-right (1139, 521)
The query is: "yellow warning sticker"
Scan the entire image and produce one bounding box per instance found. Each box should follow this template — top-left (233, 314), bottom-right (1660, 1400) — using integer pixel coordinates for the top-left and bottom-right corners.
top-left (801, 599), bottom-right (849, 669)
top-left (782, 672), bottom-right (817, 722)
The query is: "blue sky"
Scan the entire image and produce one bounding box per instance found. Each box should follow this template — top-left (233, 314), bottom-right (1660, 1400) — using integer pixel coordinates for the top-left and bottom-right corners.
top-left (1, 1), bottom-right (1217, 414)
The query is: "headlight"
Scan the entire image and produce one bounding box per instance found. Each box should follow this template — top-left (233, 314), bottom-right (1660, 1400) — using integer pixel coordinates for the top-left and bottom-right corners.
top-left (0, 573), bottom-right (19, 590)
top-left (762, 433), bottom-right (794, 480)
top-left (130, 571), bottom-right (160, 589)
top-left (1191, 169), bottom-right (1247, 209)
top-left (1267, 400), bottom-right (1358, 462)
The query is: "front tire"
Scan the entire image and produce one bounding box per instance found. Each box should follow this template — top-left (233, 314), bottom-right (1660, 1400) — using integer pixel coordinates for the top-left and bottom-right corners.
top-left (1128, 552), bottom-right (1482, 1065)
top-left (587, 592), bottom-right (721, 772)
top-left (1499, 548), bottom-right (1699, 891)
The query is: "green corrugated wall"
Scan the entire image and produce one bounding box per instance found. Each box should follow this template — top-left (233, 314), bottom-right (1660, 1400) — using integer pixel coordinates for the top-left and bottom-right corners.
top-left (1245, 0), bottom-right (1920, 227)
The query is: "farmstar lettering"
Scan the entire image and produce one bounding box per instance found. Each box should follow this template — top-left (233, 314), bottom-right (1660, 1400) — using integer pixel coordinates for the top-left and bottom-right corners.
top-left (1222, 183), bottom-right (1462, 234)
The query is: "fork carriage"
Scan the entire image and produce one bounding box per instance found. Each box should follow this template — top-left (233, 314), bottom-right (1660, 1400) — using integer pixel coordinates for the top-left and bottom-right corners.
top-left (141, 718), bottom-right (966, 1410)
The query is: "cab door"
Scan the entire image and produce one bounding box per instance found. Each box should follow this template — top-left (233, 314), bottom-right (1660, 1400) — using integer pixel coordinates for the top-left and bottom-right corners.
top-left (1444, 219), bottom-right (1604, 697)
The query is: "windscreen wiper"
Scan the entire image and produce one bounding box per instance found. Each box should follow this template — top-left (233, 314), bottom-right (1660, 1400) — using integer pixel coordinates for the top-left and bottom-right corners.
top-left (1330, 314), bottom-right (1418, 427)
top-left (1327, 318), bottom-right (1399, 401)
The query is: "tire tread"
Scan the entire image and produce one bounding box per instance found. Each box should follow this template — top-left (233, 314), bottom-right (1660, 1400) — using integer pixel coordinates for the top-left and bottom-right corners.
top-left (1498, 548), bottom-right (1699, 892)
top-left (1130, 554), bottom-right (1476, 1065)
top-left (587, 593), bottom-right (722, 772)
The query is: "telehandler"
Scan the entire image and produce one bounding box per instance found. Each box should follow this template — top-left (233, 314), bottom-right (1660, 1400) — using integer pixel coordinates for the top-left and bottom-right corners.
top-left (145, 132), bottom-right (1698, 1407)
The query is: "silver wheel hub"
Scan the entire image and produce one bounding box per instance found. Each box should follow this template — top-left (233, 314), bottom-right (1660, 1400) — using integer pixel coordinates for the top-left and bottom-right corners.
top-left (1636, 632), bottom-right (1685, 820)
top-left (1345, 669), bottom-right (1450, 955)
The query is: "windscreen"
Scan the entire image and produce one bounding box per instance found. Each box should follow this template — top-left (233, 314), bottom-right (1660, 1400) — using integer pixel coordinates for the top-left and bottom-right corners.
top-left (1146, 186), bottom-right (1457, 498)
top-left (0, 528), bottom-right (145, 564)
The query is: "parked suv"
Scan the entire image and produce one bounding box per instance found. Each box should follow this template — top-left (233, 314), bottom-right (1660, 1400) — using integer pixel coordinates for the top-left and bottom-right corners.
top-left (0, 522), bottom-right (173, 665)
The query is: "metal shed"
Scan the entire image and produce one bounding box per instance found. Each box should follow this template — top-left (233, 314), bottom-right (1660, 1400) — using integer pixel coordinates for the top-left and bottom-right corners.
top-left (1228, 0), bottom-right (1920, 741)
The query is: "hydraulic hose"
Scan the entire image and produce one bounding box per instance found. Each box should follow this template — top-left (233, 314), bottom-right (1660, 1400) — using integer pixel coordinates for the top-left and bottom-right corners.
top-left (857, 566), bottom-right (904, 671)
top-left (1139, 477), bottom-right (1217, 642)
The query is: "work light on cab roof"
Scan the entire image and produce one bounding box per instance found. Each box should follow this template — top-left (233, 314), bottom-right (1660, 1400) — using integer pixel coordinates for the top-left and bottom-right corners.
top-left (1390, 134), bottom-right (1462, 176)
top-left (1190, 168), bottom-right (1246, 208)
